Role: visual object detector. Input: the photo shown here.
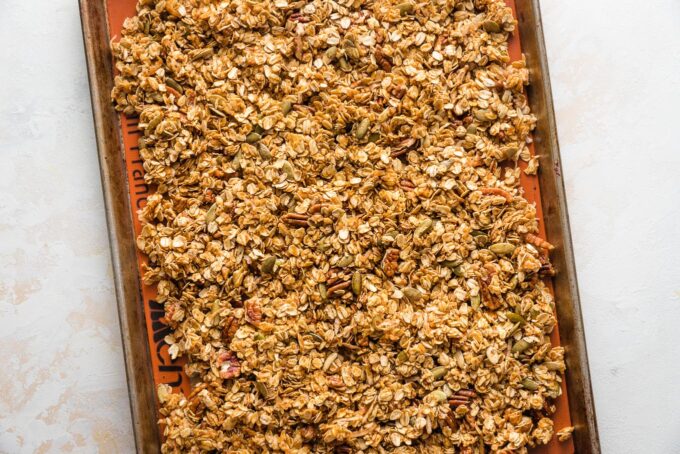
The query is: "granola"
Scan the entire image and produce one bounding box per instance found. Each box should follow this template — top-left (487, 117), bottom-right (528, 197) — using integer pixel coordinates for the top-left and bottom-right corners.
top-left (111, 0), bottom-right (567, 452)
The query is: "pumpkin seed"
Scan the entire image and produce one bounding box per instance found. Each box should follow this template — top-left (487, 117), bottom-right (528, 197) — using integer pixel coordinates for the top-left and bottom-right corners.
top-left (245, 132), bottom-right (261, 143)
top-left (325, 46), bottom-right (338, 60)
top-left (506, 312), bottom-right (526, 324)
top-left (368, 132), bottom-right (381, 143)
top-left (339, 57), bottom-right (351, 72)
top-left (403, 287), bottom-right (422, 302)
top-left (483, 20), bottom-right (501, 33)
top-left (336, 255), bottom-right (354, 267)
top-left (521, 378), bottom-right (539, 391)
top-left (431, 366), bottom-right (448, 380)
top-left (319, 283), bottom-right (328, 301)
top-left (165, 77), bottom-right (184, 94)
top-left (544, 361), bottom-right (563, 371)
top-left (441, 259), bottom-right (461, 269)
top-left (356, 118), bottom-right (370, 139)
top-left (397, 2), bottom-right (414, 16)
top-left (414, 218), bottom-right (433, 238)
top-left (453, 265), bottom-right (465, 277)
top-left (429, 390), bottom-right (448, 403)
top-left (470, 294), bottom-right (481, 310)
top-left (397, 351), bottom-right (408, 363)
top-left (489, 242), bottom-right (516, 255)
top-left (352, 271), bottom-right (362, 296)
top-left (261, 256), bottom-right (277, 274)
top-left (281, 100), bottom-right (293, 115)
top-left (512, 339), bottom-right (532, 354)
top-left (258, 143), bottom-right (272, 160)
top-left (145, 115), bottom-right (162, 134)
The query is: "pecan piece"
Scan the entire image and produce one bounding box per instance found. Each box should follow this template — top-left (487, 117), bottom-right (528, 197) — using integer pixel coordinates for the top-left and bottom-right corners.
top-left (245, 300), bottom-right (262, 325)
top-left (382, 248), bottom-right (400, 277)
top-left (390, 137), bottom-right (420, 158)
top-left (281, 212), bottom-right (309, 227)
top-left (400, 179), bottom-right (416, 191)
top-left (222, 316), bottom-right (239, 344)
top-left (449, 389), bottom-right (477, 407)
top-left (478, 187), bottom-right (513, 203)
top-left (525, 233), bottom-right (555, 251)
top-left (374, 47), bottom-right (393, 72)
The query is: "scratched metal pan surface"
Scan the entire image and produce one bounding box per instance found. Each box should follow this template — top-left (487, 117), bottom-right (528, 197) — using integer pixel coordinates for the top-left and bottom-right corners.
top-left (79, 0), bottom-right (600, 452)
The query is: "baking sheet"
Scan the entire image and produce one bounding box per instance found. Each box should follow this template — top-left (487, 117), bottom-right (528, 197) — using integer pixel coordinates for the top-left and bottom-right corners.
top-left (80, 0), bottom-right (600, 451)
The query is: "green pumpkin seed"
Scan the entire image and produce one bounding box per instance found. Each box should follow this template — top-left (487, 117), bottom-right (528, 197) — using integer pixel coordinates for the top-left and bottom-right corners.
top-left (145, 115), bottom-right (162, 134)
top-left (367, 132), bottom-right (381, 143)
top-left (261, 256), bottom-right (277, 274)
top-left (397, 2), bottom-right (414, 16)
top-left (544, 361), bottom-right (564, 371)
top-left (258, 143), bottom-right (272, 160)
top-left (319, 283), bottom-right (328, 301)
top-left (339, 57), bottom-right (351, 72)
top-left (441, 259), bottom-right (461, 269)
top-left (470, 294), bottom-right (481, 310)
top-left (352, 271), bottom-right (362, 296)
top-left (325, 46), bottom-right (338, 60)
top-left (471, 230), bottom-right (489, 246)
top-left (245, 132), bottom-right (261, 143)
top-left (336, 255), bottom-right (354, 267)
top-left (397, 351), bottom-right (408, 363)
top-left (429, 390), bottom-right (448, 403)
top-left (453, 265), bottom-right (465, 277)
top-left (165, 77), bottom-right (184, 94)
top-left (414, 218), bottom-right (433, 238)
top-left (521, 378), bottom-right (539, 391)
top-left (431, 366), bottom-right (448, 380)
top-left (403, 287), bottom-right (422, 302)
top-left (483, 20), bottom-right (501, 33)
top-left (356, 118), bottom-right (370, 139)
top-left (281, 100), bottom-right (293, 115)
top-left (506, 312), bottom-right (526, 324)
top-left (489, 242), bottom-right (516, 255)
top-left (512, 339), bottom-right (532, 354)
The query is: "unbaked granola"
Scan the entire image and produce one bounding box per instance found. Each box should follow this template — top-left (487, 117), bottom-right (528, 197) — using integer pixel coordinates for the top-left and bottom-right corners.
top-left (112, 0), bottom-right (566, 452)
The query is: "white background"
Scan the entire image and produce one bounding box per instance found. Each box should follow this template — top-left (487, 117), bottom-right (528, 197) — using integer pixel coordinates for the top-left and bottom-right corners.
top-left (1, 0), bottom-right (679, 452)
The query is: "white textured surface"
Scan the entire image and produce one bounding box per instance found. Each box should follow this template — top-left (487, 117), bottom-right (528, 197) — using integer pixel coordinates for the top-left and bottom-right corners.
top-left (0, 0), bottom-right (679, 452)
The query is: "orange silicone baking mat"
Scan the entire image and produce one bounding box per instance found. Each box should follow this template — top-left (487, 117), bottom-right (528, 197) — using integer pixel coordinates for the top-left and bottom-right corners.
top-left (106, 1), bottom-right (574, 451)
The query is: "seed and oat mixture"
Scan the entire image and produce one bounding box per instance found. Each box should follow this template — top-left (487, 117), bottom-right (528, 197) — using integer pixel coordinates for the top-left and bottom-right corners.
top-left (111, 0), bottom-right (567, 452)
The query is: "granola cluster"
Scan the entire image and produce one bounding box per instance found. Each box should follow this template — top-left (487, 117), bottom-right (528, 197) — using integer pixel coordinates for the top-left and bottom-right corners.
top-left (112, 0), bottom-right (566, 452)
